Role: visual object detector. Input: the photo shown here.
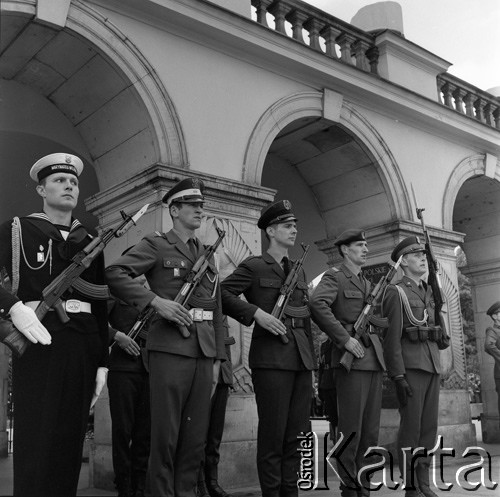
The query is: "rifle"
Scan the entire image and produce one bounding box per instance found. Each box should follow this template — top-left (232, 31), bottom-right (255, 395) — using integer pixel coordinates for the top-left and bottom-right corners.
top-left (271, 243), bottom-right (310, 344)
top-left (172, 226), bottom-right (226, 338)
top-left (411, 185), bottom-right (450, 344)
top-left (0, 204), bottom-right (150, 357)
top-left (111, 306), bottom-right (155, 348)
top-left (339, 255), bottom-right (403, 372)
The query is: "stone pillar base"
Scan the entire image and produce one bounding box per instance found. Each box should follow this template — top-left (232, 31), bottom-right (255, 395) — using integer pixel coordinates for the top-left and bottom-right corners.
top-left (480, 414), bottom-right (500, 443)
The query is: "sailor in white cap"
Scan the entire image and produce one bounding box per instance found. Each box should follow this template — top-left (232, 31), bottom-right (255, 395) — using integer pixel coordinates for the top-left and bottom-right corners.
top-left (0, 152), bottom-right (109, 497)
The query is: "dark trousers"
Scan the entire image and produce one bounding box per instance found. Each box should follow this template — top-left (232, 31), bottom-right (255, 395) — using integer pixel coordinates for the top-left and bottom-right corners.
top-left (203, 382), bottom-right (230, 481)
top-left (147, 352), bottom-right (213, 497)
top-left (495, 377), bottom-right (500, 428)
top-left (335, 368), bottom-right (383, 493)
top-left (398, 370), bottom-right (440, 486)
top-left (252, 368), bottom-right (312, 497)
top-left (12, 324), bottom-right (100, 497)
top-left (108, 370), bottom-right (150, 492)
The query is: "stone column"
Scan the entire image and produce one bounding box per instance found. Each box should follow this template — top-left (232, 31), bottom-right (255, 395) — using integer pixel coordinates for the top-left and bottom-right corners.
top-left (316, 220), bottom-right (475, 453)
top-left (85, 163), bottom-right (276, 490)
top-left (463, 261), bottom-right (500, 443)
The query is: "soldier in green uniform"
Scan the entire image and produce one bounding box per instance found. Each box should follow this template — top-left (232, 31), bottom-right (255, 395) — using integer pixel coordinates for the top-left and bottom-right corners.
top-left (382, 236), bottom-right (448, 497)
top-left (310, 229), bottom-right (385, 497)
top-left (485, 301), bottom-right (500, 430)
top-left (106, 178), bottom-right (226, 497)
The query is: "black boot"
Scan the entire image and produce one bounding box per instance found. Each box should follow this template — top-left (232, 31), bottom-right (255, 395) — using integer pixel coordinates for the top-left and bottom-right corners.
top-left (206, 480), bottom-right (232, 497)
top-left (197, 478), bottom-right (211, 497)
top-left (416, 465), bottom-right (439, 497)
top-left (115, 476), bottom-right (132, 497)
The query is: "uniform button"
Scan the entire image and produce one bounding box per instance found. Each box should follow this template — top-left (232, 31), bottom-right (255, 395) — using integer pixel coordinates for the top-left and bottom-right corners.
top-left (0, 309), bottom-right (3, 313)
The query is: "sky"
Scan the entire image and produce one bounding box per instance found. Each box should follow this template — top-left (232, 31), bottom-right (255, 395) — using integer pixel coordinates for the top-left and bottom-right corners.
top-left (304, 0), bottom-right (500, 93)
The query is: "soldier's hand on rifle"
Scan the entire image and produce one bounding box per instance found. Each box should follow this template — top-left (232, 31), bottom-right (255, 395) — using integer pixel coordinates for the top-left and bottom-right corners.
top-left (9, 301), bottom-right (52, 345)
top-left (151, 296), bottom-right (192, 327)
top-left (344, 336), bottom-right (364, 358)
top-left (394, 375), bottom-right (413, 407)
top-left (254, 308), bottom-right (287, 337)
top-left (114, 331), bottom-right (140, 356)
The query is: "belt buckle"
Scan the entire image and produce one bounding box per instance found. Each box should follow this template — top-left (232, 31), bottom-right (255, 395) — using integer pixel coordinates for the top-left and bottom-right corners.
top-left (202, 310), bottom-right (213, 321)
top-left (192, 308), bottom-right (203, 322)
top-left (65, 299), bottom-right (81, 313)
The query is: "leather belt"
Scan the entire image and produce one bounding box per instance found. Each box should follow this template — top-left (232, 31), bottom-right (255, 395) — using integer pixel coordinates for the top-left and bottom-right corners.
top-left (284, 317), bottom-right (306, 328)
top-left (189, 308), bottom-right (213, 322)
top-left (25, 299), bottom-right (92, 314)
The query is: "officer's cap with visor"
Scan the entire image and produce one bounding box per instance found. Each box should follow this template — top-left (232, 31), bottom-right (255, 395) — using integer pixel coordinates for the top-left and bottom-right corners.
top-left (258, 200), bottom-right (297, 230)
top-left (162, 178), bottom-right (205, 207)
top-left (391, 236), bottom-right (425, 262)
top-left (333, 229), bottom-right (366, 256)
top-left (487, 301), bottom-right (500, 317)
top-left (30, 153), bottom-right (84, 182)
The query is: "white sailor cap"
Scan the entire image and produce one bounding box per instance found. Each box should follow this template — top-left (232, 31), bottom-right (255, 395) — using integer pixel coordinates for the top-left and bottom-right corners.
top-left (30, 153), bottom-right (84, 182)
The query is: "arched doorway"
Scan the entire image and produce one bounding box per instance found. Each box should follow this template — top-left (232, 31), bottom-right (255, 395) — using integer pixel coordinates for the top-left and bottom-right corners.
top-left (449, 157), bottom-right (500, 442)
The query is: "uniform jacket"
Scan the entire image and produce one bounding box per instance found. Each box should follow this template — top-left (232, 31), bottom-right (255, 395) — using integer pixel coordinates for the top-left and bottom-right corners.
top-left (382, 275), bottom-right (441, 377)
top-left (310, 263), bottom-right (385, 371)
top-left (0, 214), bottom-right (109, 366)
top-left (105, 229), bottom-right (225, 360)
top-left (220, 252), bottom-right (317, 371)
top-left (485, 325), bottom-right (500, 379)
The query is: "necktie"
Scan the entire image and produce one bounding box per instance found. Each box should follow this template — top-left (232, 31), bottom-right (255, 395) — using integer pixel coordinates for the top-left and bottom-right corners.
top-left (187, 238), bottom-right (197, 259)
top-left (281, 256), bottom-right (290, 276)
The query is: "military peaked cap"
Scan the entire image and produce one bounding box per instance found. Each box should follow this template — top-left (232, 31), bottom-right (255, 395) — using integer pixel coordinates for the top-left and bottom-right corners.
top-left (30, 153), bottom-right (83, 182)
top-left (258, 200), bottom-right (297, 230)
top-left (391, 236), bottom-right (425, 262)
top-left (162, 177), bottom-right (205, 207)
top-left (333, 229), bottom-right (366, 247)
top-left (487, 301), bottom-right (500, 317)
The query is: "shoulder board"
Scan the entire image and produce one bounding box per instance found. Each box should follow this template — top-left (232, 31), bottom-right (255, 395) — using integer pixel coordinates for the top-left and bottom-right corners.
top-left (154, 231), bottom-right (164, 237)
top-left (331, 267), bottom-right (340, 272)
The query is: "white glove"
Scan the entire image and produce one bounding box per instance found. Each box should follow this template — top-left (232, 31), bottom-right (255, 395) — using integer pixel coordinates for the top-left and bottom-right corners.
top-left (9, 301), bottom-right (52, 345)
top-left (90, 367), bottom-right (108, 409)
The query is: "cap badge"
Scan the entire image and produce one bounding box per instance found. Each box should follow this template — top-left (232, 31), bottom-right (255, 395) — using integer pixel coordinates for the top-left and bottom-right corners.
top-left (192, 178), bottom-right (201, 189)
top-left (283, 200), bottom-right (291, 210)
top-left (65, 155), bottom-right (72, 164)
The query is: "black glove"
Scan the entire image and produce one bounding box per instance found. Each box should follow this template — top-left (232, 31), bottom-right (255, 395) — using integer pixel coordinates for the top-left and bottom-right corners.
top-left (394, 376), bottom-right (413, 408)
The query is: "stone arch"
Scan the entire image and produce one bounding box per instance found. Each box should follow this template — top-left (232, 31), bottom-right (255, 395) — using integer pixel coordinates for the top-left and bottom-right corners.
top-left (442, 153), bottom-right (500, 229)
top-left (2, 0), bottom-right (187, 172)
top-left (243, 89), bottom-right (412, 220)
top-left (69, 1), bottom-right (187, 167)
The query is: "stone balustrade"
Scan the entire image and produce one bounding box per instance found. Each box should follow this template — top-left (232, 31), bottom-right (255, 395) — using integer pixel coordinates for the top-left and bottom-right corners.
top-left (251, 0), bottom-right (379, 74)
top-left (438, 74), bottom-right (500, 130)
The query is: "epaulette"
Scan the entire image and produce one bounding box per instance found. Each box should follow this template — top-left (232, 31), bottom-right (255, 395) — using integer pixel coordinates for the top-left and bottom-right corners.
top-left (331, 267), bottom-right (340, 272)
top-left (154, 231), bottom-right (164, 237)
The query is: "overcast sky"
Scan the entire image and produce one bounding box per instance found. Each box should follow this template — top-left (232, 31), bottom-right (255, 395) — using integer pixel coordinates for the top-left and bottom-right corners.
top-left (304, 0), bottom-right (500, 92)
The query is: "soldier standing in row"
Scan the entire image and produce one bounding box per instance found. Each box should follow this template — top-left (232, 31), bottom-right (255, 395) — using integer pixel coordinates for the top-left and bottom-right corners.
top-left (107, 273), bottom-right (151, 497)
top-left (221, 200), bottom-right (316, 497)
top-left (105, 178), bottom-right (226, 497)
top-left (382, 236), bottom-right (447, 497)
top-left (485, 301), bottom-right (500, 431)
top-left (0, 153), bottom-right (109, 497)
top-left (310, 229), bottom-right (385, 497)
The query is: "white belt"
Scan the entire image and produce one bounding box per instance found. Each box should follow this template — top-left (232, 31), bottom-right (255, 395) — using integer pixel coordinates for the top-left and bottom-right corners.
top-left (189, 308), bottom-right (213, 322)
top-left (25, 299), bottom-right (92, 314)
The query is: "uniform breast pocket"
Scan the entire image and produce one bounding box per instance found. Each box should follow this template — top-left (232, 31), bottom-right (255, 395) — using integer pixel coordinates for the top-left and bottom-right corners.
top-left (163, 257), bottom-right (188, 278)
top-left (344, 290), bottom-right (363, 299)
